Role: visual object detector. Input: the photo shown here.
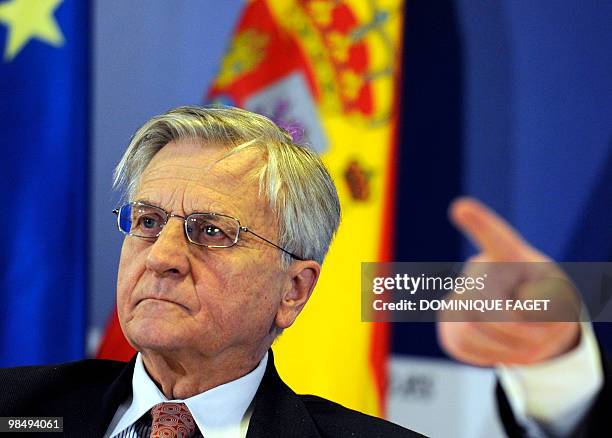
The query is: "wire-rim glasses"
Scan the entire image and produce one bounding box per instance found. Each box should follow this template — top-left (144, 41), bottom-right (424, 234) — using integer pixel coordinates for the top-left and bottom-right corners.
top-left (113, 201), bottom-right (304, 260)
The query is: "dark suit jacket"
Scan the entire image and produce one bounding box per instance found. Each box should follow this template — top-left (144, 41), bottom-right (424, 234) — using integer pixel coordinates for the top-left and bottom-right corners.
top-left (0, 352), bottom-right (424, 438)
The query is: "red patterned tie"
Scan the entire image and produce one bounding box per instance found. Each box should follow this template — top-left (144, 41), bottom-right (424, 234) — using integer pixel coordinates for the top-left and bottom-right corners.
top-left (149, 402), bottom-right (197, 438)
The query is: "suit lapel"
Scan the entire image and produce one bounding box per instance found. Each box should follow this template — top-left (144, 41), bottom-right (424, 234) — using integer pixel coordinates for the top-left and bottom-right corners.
top-left (78, 357), bottom-right (136, 437)
top-left (246, 351), bottom-right (321, 438)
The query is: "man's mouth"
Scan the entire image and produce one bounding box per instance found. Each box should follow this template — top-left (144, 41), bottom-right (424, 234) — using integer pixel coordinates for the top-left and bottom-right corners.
top-left (137, 297), bottom-right (188, 310)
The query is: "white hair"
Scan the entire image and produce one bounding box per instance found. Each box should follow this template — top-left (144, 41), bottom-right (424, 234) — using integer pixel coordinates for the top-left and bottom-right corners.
top-left (114, 105), bottom-right (340, 266)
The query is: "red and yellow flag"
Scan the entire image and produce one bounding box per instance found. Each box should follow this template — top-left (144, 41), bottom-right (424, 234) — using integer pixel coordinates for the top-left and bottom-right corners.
top-left (208, 0), bottom-right (404, 417)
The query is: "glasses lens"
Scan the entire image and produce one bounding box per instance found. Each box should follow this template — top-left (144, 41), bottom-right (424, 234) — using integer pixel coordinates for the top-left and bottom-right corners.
top-left (186, 214), bottom-right (239, 247)
top-left (118, 203), bottom-right (166, 238)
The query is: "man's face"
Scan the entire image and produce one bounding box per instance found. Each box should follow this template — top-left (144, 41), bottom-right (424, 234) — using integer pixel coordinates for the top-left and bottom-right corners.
top-left (116, 140), bottom-right (293, 360)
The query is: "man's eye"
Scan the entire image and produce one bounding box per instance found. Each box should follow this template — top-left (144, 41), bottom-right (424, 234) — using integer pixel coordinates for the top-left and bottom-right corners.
top-left (139, 215), bottom-right (159, 229)
top-left (144, 217), bottom-right (155, 228)
top-left (186, 217), bottom-right (234, 246)
top-left (205, 225), bottom-right (224, 238)
top-left (188, 222), bottom-right (230, 244)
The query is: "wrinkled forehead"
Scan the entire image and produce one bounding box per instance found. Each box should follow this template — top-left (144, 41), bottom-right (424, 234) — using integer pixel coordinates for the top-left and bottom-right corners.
top-left (142, 142), bottom-right (262, 183)
top-left (134, 141), bottom-right (273, 223)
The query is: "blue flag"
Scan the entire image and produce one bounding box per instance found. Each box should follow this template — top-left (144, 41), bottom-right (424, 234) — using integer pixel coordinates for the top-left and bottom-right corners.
top-left (0, 0), bottom-right (87, 366)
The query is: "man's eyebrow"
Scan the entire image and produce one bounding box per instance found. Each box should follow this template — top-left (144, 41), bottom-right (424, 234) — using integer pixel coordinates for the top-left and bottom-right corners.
top-left (191, 199), bottom-right (243, 218)
top-left (135, 198), bottom-right (237, 217)
top-left (189, 206), bottom-right (235, 217)
top-left (133, 197), bottom-right (158, 207)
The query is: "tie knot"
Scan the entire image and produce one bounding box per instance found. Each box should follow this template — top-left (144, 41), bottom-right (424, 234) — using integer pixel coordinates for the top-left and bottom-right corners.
top-left (150, 402), bottom-right (197, 438)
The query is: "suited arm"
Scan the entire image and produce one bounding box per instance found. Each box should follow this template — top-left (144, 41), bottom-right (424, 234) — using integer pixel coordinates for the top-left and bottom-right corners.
top-left (438, 199), bottom-right (610, 436)
top-left (496, 322), bottom-right (603, 437)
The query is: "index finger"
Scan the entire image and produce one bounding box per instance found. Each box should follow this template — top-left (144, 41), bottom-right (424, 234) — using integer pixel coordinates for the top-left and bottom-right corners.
top-left (449, 197), bottom-right (534, 260)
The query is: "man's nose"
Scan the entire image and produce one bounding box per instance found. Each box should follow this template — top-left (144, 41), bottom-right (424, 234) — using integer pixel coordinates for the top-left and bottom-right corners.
top-left (145, 217), bottom-right (190, 277)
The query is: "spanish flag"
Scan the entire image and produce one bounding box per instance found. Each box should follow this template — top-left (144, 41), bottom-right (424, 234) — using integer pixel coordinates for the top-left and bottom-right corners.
top-left (208, 0), bottom-right (403, 417)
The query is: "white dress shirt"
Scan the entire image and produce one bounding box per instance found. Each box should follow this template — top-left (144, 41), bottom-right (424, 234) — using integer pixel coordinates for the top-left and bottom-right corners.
top-left (498, 322), bottom-right (604, 437)
top-left (104, 352), bottom-right (268, 438)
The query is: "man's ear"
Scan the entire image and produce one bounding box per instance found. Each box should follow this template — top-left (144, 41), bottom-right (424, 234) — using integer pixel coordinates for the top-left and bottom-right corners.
top-left (275, 260), bottom-right (321, 330)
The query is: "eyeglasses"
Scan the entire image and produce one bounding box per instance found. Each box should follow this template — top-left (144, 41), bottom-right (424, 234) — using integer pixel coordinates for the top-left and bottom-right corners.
top-left (113, 201), bottom-right (304, 260)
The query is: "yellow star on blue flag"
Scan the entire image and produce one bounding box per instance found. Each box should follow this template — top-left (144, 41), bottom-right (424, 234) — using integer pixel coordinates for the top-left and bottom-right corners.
top-left (0, 0), bottom-right (87, 367)
top-left (0, 0), bottom-right (64, 61)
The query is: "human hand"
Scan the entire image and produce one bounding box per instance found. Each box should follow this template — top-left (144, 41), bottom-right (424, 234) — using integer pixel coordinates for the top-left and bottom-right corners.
top-left (437, 197), bottom-right (581, 366)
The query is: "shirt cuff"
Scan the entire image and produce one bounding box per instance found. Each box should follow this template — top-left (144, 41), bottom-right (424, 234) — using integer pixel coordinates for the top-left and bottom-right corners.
top-left (496, 322), bottom-right (604, 437)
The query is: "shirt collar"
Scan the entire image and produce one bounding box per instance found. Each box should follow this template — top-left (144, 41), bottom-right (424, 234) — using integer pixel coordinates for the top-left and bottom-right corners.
top-left (109, 351), bottom-right (267, 437)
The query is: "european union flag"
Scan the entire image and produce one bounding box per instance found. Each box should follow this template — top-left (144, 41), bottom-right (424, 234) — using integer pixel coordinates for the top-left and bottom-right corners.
top-left (0, 0), bottom-right (87, 366)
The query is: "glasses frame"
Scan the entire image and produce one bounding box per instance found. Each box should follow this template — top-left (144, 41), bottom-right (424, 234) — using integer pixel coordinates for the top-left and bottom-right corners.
top-left (113, 201), bottom-right (304, 261)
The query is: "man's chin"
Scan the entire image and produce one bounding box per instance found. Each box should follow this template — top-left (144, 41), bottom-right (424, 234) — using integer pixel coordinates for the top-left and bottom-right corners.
top-left (124, 320), bottom-right (187, 353)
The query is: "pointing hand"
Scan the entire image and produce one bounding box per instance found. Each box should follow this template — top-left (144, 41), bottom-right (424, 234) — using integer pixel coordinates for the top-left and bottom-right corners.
top-left (437, 197), bottom-right (581, 366)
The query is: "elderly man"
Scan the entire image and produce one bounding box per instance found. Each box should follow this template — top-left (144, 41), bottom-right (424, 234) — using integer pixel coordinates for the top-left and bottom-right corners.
top-left (0, 106), bottom-right (421, 437)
